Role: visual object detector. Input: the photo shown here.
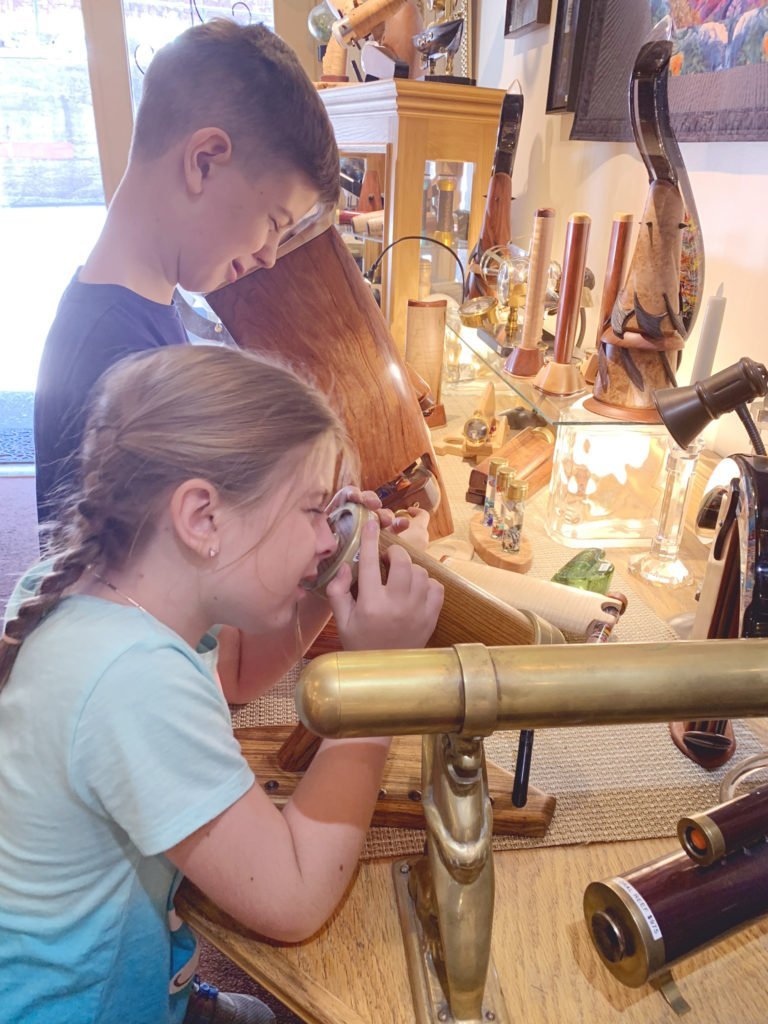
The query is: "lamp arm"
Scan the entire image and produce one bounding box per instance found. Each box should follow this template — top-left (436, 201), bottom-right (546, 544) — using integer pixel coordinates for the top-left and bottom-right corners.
top-left (735, 403), bottom-right (766, 456)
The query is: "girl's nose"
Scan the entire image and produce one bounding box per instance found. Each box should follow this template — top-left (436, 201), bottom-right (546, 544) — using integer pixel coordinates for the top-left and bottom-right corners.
top-left (317, 515), bottom-right (339, 559)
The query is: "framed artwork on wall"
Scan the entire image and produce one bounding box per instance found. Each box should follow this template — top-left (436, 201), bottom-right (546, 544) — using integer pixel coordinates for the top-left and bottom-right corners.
top-left (545, 0), bottom-right (592, 113)
top-left (505, 0), bottom-right (552, 38)
top-left (570, 0), bottom-right (768, 142)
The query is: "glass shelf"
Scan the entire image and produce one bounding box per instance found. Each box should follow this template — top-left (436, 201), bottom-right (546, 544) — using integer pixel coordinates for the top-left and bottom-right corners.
top-left (450, 323), bottom-right (661, 429)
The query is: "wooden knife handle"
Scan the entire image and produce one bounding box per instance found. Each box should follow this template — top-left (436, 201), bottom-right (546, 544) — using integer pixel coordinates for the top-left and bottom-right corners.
top-left (552, 213), bottom-right (591, 365)
top-left (519, 207), bottom-right (556, 351)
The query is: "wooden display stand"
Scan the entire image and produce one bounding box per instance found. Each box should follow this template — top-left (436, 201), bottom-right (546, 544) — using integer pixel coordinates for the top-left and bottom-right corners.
top-left (470, 510), bottom-right (533, 572)
top-left (320, 80), bottom-right (506, 352)
top-left (236, 728), bottom-right (555, 838)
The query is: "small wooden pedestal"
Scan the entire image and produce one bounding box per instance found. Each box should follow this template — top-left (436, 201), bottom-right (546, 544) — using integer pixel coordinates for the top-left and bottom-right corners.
top-left (470, 511), bottom-right (533, 573)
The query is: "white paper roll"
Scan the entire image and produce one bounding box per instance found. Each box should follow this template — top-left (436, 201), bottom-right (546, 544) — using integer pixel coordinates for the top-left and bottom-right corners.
top-left (442, 558), bottom-right (623, 637)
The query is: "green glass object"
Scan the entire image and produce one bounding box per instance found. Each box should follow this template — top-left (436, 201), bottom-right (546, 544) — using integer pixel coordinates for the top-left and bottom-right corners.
top-left (552, 548), bottom-right (615, 595)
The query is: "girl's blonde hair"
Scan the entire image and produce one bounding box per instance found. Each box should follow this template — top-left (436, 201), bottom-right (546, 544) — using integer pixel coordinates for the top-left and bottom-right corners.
top-left (0, 345), bottom-right (349, 687)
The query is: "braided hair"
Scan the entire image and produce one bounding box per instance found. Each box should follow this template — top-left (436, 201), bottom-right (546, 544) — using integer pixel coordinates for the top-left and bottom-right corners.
top-left (0, 345), bottom-right (349, 690)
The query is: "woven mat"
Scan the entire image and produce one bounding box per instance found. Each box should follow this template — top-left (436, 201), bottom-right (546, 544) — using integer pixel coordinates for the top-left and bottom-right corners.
top-left (232, 379), bottom-right (765, 859)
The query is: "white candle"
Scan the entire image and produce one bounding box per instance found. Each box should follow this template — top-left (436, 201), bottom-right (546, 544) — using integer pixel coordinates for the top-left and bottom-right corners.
top-left (689, 283), bottom-right (726, 385)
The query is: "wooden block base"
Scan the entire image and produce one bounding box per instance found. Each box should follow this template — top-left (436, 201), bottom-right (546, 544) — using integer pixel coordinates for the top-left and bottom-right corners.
top-left (469, 512), bottom-right (533, 573)
top-left (236, 726), bottom-right (556, 837)
top-left (425, 403), bottom-right (447, 429)
top-left (434, 436), bottom-right (493, 460)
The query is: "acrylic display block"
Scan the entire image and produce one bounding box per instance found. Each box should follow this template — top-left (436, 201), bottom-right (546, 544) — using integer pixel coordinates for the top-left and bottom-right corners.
top-left (546, 419), bottom-right (670, 548)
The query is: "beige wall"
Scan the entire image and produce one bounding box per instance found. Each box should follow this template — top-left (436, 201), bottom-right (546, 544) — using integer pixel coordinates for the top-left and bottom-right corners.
top-left (476, 2), bottom-right (768, 454)
top-left (274, 0), bottom-right (322, 80)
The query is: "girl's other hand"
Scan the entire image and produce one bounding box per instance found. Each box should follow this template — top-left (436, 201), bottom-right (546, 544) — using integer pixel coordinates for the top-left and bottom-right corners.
top-left (325, 485), bottom-right (382, 517)
top-left (325, 487), bottom-right (431, 546)
top-left (325, 517), bottom-right (443, 651)
top-left (386, 506), bottom-right (430, 551)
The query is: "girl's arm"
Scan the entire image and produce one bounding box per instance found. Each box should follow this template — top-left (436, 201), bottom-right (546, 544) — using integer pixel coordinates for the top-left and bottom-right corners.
top-left (166, 734), bottom-right (390, 941)
top-left (217, 597), bottom-right (332, 705)
top-left (167, 518), bottom-right (443, 940)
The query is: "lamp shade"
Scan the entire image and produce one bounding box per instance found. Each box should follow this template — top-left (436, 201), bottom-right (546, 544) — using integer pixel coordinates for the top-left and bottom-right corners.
top-left (654, 358), bottom-right (768, 448)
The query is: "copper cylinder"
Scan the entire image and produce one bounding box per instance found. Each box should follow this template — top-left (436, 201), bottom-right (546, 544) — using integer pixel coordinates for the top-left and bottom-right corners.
top-left (553, 213), bottom-right (591, 365)
top-left (584, 840), bottom-right (768, 987)
top-left (678, 786), bottom-right (768, 866)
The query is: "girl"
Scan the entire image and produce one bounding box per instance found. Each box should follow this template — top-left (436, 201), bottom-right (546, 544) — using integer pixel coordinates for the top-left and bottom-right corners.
top-left (0, 345), bottom-right (443, 1024)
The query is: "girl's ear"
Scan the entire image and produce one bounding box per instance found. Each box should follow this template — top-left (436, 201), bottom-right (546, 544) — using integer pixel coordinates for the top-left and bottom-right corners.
top-left (170, 479), bottom-right (222, 560)
top-left (183, 127), bottom-right (233, 195)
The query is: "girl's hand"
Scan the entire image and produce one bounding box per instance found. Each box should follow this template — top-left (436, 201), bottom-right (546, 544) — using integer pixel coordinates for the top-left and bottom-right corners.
top-left (326, 487), bottom-right (431, 545)
top-left (386, 506), bottom-right (430, 551)
top-left (326, 517), bottom-right (443, 651)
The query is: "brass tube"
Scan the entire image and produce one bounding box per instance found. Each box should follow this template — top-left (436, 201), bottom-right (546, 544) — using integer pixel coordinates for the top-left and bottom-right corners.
top-left (297, 640), bottom-right (768, 738)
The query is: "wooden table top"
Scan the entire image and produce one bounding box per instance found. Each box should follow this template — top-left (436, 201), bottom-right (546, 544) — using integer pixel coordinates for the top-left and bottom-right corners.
top-left (177, 407), bottom-right (768, 1024)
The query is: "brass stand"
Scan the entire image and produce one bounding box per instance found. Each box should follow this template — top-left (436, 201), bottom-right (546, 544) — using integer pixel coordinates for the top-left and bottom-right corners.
top-left (393, 855), bottom-right (509, 1024)
top-left (392, 726), bottom-right (510, 1023)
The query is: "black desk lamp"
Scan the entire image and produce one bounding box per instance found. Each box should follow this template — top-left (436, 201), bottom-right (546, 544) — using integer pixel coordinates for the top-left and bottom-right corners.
top-left (651, 358), bottom-right (768, 768)
top-left (654, 357), bottom-right (768, 455)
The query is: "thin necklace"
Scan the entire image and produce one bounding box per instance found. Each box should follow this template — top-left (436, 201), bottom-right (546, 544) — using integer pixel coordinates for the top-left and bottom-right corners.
top-left (91, 570), bottom-right (147, 613)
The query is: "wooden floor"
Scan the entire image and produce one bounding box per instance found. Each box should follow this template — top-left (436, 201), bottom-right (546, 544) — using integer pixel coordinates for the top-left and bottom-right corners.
top-left (178, 823), bottom-right (768, 1024)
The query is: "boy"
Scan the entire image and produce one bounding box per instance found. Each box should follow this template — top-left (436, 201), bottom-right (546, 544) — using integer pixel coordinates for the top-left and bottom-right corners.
top-left (34, 17), bottom-right (338, 525)
top-left (32, 18), bottom-right (339, 1024)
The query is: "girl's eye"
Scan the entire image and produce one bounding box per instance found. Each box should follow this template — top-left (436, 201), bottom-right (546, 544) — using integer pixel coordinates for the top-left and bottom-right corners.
top-left (306, 507), bottom-right (325, 517)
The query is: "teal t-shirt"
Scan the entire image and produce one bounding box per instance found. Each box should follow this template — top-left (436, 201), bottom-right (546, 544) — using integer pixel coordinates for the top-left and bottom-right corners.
top-left (0, 568), bottom-right (254, 1023)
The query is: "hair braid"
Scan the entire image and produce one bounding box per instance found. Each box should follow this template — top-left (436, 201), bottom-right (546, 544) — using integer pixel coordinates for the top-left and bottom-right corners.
top-left (0, 476), bottom-right (111, 692)
top-left (2, 345), bottom-right (347, 695)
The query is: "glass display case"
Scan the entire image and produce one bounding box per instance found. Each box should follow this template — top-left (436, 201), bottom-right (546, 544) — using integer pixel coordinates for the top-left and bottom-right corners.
top-left (449, 325), bottom-right (671, 548)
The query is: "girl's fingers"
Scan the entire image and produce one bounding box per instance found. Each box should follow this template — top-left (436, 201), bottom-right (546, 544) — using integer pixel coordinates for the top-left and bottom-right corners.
top-left (359, 489), bottom-right (383, 510)
top-left (382, 543), bottom-right (415, 595)
top-left (375, 508), bottom-right (396, 529)
top-left (325, 563), bottom-right (354, 625)
top-left (355, 517), bottom-right (383, 594)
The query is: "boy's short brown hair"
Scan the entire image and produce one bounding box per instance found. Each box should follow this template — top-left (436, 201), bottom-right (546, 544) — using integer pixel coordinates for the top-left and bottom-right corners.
top-left (131, 19), bottom-right (339, 206)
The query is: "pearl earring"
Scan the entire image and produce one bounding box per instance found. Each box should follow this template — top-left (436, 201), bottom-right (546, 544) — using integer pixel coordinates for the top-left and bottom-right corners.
top-left (208, 547), bottom-right (218, 559)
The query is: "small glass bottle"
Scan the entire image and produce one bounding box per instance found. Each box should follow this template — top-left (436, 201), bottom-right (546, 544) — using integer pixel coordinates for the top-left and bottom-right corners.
top-left (501, 479), bottom-right (529, 553)
top-left (484, 458), bottom-right (506, 528)
top-left (491, 466), bottom-right (514, 539)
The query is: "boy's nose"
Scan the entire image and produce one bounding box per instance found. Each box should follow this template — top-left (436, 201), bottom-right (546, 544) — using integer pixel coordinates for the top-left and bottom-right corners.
top-left (252, 238), bottom-right (279, 270)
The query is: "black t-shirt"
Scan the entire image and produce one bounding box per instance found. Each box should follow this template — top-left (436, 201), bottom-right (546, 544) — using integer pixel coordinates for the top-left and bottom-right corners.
top-left (34, 274), bottom-right (188, 525)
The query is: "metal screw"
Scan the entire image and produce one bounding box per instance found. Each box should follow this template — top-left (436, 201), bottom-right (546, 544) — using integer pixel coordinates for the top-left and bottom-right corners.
top-left (437, 1012), bottom-right (449, 1022)
top-left (378, 788), bottom-right (388, 799)
top-left (408, 789), bottom-right (422, 802)
top-left (399, 863), bottom-right (410, 875)
top-left (485, 1012), bottom-right (496, 1021)
top-left (264, 780), bottom-right (279, 792)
